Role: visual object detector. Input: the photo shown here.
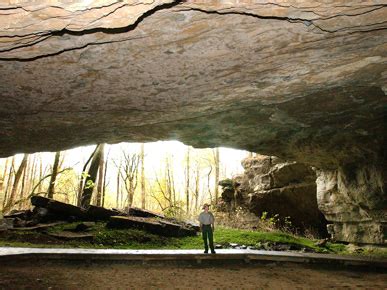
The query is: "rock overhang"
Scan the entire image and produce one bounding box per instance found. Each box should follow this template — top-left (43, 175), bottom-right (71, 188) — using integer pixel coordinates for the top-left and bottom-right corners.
top-left (0, 0), bottom-right (386, 170)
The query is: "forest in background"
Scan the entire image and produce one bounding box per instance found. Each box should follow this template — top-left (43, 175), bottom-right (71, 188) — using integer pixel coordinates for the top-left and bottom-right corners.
top-left (0, 141), bottom-right (248, 218)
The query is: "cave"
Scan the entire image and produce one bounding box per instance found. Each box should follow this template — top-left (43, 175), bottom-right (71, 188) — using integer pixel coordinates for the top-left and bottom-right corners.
top-left (0, 1), bottom-right (386, 245)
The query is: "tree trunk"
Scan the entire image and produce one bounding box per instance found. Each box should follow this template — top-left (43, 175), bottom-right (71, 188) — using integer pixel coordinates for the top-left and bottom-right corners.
top-left (37, 155), bottom-right (43, 193)
top-left (140, 144), bottom-right (145, 209)
top-left (102, 149), bottom-right (109, 207)
top-left (77, 146), bottom-right (98, 206)
top-left (47, 151), bottom-right (61, 199)
top-left (80, 145), bottom-right (103, 209)
top-left (0, 158), bottom-right (9, 197)
top-left (214, 148), bottom-right (220, 204)
top-left (116, 161), bottom-right (121, 208)
top-left (120, 183), bottom-right (124, 209)
top-left (18, 154), bottom-right (29, 209)
top-left (185, 147), bottom-right (190, 214)
top-left (27, 154), bottom-right (37, 198)
top-left (3, 157), bottom-right (15, 209)
top-left (96, 144), bottom-right (105, 207)
top-left (6, 154), bottom-right (28, 210)
top-left (195, 166), bottom-right (200, 211)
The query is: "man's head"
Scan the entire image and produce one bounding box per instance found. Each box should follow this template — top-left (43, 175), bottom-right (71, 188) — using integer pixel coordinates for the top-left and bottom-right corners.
top-left (202, 203), bottom-right (210, 212)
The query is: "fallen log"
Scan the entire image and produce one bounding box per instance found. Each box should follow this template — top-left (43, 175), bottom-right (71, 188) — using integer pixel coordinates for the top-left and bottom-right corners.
top-left (107, 216), bottom-right (196, 237)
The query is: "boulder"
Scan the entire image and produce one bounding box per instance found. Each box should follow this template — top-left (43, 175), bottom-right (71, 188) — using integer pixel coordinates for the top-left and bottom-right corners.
top-left (86, 205), bottom-right (124, 221)
top-left (317, 165), bottom-right (386, 244)
top-left (0, 218), bottom-right (14, 231)
top-left (4, 210), bottom-right (33, 221)
top-left (107, 216), bottom-right (196, 237)
top-left (31, 196), bottom-right (87, 220)
top-left (30, 196), bottom-right (50, 208)
top-left (220, 155), bottom-right (327, 234)
top-left (127, 207), bottom-right (165, 219)
top-left (74, 222), bottom-right (96, 232)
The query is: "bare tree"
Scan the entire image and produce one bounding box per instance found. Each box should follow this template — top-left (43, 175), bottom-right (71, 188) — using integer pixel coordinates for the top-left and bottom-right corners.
top-left (116, 160), bottom-right (121, 208)
top-left (4, 154), bottom-right (28, 211)
top-left (165, 155), bottom-right (176, 206)
top-left (152, 158), bottom-right (181, 216)
top-left (96, 144), bottom-right (105, 206)
top-left (2, 157), bottom-right (15, 210)
top-left (26, 154), bottom-right (37, 199)
top-left (18, 154), bottom-right (31, 209)
top-left (206, 165), bottom-right (213, 203)
top-left (214, 148), bottom-right (220, 204)
top-left (140, 144), bottom-right (146, 209)
top-left (47, 151), bottom-right (61, 199)
top-left (0, 158), bottom-right (9, 194)
top-left (37, 155), bottom-right (43, 193)
top-left (194, 163), bottom-right (200, 211)
top-left (0, 158), bottom-right (10, 207)
top-left (185, 146), bottom-right (190, 214)
top-left (116, 150), bottom-right (140, 208)
top-left (102, 148), bottom-right (110, 208)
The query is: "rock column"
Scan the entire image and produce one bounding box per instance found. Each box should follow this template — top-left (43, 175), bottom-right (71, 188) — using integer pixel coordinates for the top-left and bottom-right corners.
top-left (316, 164), bottom-right (386, 244)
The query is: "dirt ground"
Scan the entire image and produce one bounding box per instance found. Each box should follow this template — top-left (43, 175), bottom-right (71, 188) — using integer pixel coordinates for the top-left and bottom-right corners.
top-left (0, 261), bottom-right (385, 290)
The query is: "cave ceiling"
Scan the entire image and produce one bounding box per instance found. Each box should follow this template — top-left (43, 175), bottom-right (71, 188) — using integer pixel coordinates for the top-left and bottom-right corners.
top-left (0, 1), bottom-right (386, 168)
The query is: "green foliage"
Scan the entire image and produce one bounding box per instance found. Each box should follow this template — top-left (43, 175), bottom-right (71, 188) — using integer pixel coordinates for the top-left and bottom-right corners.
top-left (84, 180), bottom-right (95, 189)
top-left (218, 178), bottom-right (234, 188)
top-left (259, 212), bottom-right (294, 233)
top-left (0, 223), bottom-right (367, 256)
top-left (81, 172), bottom-right (90, 179)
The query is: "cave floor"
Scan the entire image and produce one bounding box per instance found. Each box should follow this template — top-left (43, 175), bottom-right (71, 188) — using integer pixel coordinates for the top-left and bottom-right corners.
top-left (0, 261), bottom-right (386, 289)
top-left (0, 248), bottom-right (386, 289)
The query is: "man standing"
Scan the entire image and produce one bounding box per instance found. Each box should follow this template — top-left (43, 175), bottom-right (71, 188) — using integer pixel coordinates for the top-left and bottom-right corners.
top-left (198, 203), bottom-right (216, 254)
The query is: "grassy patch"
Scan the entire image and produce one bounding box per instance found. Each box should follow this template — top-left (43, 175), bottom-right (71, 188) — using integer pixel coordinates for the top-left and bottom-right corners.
top-left (1, 223), bottom-right (384, 257)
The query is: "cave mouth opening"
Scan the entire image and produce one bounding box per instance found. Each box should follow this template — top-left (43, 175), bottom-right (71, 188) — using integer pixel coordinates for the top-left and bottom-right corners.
top-left (0, 140), bottom-right (337, 251)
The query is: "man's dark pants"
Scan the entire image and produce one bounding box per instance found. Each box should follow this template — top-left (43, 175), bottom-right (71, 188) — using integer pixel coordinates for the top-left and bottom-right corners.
top-left (201, 224), bottom-right (214, 253)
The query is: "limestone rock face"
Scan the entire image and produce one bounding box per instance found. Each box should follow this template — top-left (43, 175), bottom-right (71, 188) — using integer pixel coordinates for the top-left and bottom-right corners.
top-left (0, 1), bottom-right (386, 243)
top-left (0, 0), bottom-right (385, 169)
top-left (220, 155), bottom-right (327, 234)
top-left (317, 165), bottom-right (386, 244)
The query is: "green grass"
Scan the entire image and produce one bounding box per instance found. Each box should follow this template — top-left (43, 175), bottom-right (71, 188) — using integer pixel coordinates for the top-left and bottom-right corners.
top-left (0, 222), bottom-right (385, 257)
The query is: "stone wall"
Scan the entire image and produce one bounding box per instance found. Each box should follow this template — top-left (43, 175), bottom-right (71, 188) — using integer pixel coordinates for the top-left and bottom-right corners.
top-left (316, 165), bottom-right (386, 244)
top-left (219, 155), bottom-right (327, 235)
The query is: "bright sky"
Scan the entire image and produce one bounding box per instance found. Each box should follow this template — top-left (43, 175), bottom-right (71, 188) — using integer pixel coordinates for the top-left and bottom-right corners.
top-left (1, 141), bottom-right (249, 209)
top-left (48, 141), bottom-right (248, 177)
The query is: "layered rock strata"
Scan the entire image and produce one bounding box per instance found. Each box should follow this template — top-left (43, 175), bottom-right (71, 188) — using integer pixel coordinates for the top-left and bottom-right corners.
top-left (317, 165), bottom-right (386, 244)
top-left (0, 0), bottom-right (386, 244)
top-left (219, 155), bottom-right (327, 234)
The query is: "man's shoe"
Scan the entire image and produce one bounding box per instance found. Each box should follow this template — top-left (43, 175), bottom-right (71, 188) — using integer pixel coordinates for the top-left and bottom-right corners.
top-left (211, 251), bottom-right (216, 254)
top-left (204, 250), bottom-right (208, 254)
